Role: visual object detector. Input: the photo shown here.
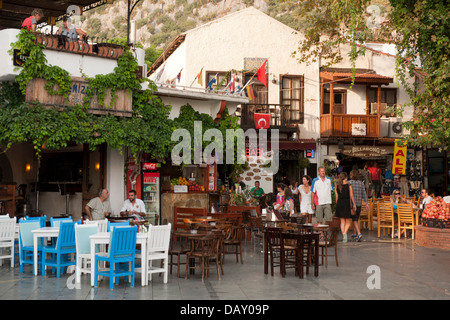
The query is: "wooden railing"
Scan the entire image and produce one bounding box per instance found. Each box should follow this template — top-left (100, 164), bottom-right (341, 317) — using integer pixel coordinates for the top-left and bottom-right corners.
top-left (35, 33), bottom-right (124, 59)
top-left (320, 114), bottom-right (380, 138)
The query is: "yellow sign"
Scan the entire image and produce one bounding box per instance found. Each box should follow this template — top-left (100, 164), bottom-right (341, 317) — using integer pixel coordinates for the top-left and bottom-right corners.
top-left (392, 140), bottom-right (407, 175)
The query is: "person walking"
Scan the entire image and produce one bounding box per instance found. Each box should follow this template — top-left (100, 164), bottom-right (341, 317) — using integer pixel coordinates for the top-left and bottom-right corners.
top-left (349, 170), bottom-right (369, 242)
top-left (335, 172), bottom-right (357, 243)
top-left (368, 162), bottom-right (382, 198)
top-left (299, 175), bottom-right (314, 223)
top-left (311, 166), bottom-right (333, 224)
top-left (283, 187), bottom-right (296, 217)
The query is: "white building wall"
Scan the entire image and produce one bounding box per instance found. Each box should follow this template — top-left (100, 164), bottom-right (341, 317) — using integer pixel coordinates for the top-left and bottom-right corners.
top-left (106, 147), bottom-right (126, 217)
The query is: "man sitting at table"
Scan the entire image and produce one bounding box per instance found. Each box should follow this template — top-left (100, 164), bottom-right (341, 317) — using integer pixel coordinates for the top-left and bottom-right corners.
top-left (120, 190), bottom-right (146, 221)
top-left (250, 181), bottom-right (265, 198)
top-left (85, 189), bottom-right (112, 221)
top-left (421, 188), bottom-right (433, 209)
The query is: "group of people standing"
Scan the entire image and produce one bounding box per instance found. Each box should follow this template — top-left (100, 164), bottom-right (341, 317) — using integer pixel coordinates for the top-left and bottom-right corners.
top-left (266, 166), bottom-right (368, 243)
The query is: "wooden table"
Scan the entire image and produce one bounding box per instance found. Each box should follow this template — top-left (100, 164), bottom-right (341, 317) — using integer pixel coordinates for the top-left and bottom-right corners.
top-left (174, 230), bottom-right (223, 276)
top-left (263, 228), bottom-right (320, 279)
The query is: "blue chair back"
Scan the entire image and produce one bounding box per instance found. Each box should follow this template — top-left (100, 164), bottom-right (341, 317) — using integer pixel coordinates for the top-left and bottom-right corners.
top-left (19, 220), bottom-right (41, 247)
top-left (109, 226), bottom-right (137, 259)
top-left (50, 217), bottom-right (73, 228)
top-left (56, 221), bottom-right (76, 250)
top-left (26, 215), bottom-right (47, 228)
top-left (75, 223), bottom-right (99, 255)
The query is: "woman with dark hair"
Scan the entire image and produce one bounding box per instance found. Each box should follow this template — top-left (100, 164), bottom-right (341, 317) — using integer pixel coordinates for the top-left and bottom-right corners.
top-left (298, 175), bottom-right (314, 223)
top-left (335, 172), bottom-right (357, 242)
top-left (283, 187), bottom-right (295, 216)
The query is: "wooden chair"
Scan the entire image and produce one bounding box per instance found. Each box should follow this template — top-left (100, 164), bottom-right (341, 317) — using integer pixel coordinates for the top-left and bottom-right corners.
top-left (173, 207), bottom-right (207, 237)
top-left (319, 226), bottom-right (339, 268)
top-left (168, 231), bottom-right (189, 278)
top-left (370, 199), bottom-right (378, 230)
top-left (222, 224), bottom-right (245, 264)
top-left (185, 235), bottom-right (220, 282)
top-left (248, 216), bottom-right (264, 251)
top-left (377, 203), bottom-right (395, 238)
top-left (397, 203), bottom-right (415, 239)
top-left (359, 200), bottom-right (371, 230)
top-left (382, 195), bottom-right (391, 202)
top-left (416, 197), bottom-right (422, 209)
top-left (266, 227), bottom-right (297, 277)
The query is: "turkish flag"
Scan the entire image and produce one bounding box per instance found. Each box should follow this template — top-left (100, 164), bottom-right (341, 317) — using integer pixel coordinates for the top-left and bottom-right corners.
top-left (255, 113), bottom-right (271, 129)
top-left (256, 60), bottom-right (267, 87)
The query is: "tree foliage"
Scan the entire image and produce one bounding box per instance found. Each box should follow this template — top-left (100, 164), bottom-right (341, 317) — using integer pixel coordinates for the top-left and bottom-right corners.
top-left (292, 0), bottom-right (450, 150)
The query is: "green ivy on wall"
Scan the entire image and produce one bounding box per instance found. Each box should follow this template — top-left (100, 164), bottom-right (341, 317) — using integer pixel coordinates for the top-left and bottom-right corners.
top-left (2, 29), bottom-right (173, 160)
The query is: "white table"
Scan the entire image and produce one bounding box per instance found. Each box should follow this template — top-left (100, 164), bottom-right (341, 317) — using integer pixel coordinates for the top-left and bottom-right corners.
top-left (89, 232), bottom-right (147, 287)
top-left (31, 227), bottom-right (59, 276)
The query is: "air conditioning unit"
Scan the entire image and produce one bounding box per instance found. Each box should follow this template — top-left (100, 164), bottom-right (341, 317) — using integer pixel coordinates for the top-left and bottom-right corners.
top-left (389, 118), bottom-right (403, 137)
top-left (371, 102), bottom-right (387, 114)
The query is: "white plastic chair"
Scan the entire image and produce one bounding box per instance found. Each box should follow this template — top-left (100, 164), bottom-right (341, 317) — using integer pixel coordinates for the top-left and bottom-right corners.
top-left (85, 219), bottom-right (109, 232)
top-left (0, 218), bottom-right (16, 267)
top-left (0, 214), bottom-right (10, 219)
top-left (139, 223), bottom-right (171, 284)
top-left (74, 223), bottom-right (99, 283)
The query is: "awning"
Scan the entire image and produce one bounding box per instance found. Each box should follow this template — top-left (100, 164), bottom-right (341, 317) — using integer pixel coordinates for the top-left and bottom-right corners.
top-left (278, 139), bottom-right (316, 150)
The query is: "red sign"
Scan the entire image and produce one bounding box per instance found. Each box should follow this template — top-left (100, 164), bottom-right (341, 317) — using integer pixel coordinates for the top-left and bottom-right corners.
top-left (254, 113), bottom-right (271, 129)
top-left (142, 162), bottom-right (157, 170)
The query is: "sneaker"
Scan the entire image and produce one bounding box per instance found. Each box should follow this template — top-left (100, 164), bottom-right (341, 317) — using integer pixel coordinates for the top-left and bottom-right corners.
top-left (351, 234), bottom-right (357, 239)
top-left (343, 234), bottom-right (348, 243)
top-left (356, 234), bottom-right (362, 242)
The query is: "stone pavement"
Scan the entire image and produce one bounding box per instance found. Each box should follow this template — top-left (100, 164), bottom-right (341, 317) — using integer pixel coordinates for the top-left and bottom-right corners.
top-left (0, 228), bottom-right (449, 302)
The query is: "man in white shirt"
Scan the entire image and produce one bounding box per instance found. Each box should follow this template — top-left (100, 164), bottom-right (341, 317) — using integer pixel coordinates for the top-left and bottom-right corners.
top-left (120, 190), bottom-right (146, 221)
top-left (311, 166), bottom-right (334, 223)
top-left (421, 188), bottom-right (433, 209)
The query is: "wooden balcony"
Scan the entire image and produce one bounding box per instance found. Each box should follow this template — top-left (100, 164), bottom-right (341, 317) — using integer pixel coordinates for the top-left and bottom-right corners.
top-left (320, 114), bottom-right (380, 138)
top-left (237, 104), bottom-right (296, 131)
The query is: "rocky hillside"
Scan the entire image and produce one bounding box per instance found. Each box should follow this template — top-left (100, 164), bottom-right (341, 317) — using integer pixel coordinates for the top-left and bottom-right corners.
top-left (81, 0), bottom-right (301, 50)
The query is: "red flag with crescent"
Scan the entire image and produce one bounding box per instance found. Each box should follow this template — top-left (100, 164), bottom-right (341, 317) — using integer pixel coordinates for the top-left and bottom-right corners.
top-left (254, 113), bottom-right (271, 129)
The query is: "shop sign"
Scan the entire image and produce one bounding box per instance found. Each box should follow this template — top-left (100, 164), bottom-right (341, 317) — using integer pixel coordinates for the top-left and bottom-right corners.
top-left (174, 185), bottom-right (188, 193)
top-left (392, 140), bottom-right (407, 175)
top-left (13, 49), bottom-right (29, 66)
top-left (341, 146), bottom-right (390, 158)
top-left (351, 123), bottom-right (366, 136)
top-left (142, 162), bottom-right (158, 170)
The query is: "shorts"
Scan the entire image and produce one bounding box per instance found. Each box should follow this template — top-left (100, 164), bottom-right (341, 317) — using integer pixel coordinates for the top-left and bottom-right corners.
top-left (371, 180), bottom-right (381, 193)
top-left (351, 206), bottom-right (361, 222)
top-left (300, 204), bottom-right (314, 214)
top-left (315, 204), bottom-right (333, 222)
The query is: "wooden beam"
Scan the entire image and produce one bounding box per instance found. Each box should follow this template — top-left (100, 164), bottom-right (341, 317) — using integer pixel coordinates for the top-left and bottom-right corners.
top-left (377, 84), bottom-right (381, 115)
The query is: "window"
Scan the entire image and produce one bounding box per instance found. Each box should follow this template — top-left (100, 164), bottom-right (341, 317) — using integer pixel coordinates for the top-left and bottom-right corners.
top-left (280, 75), bottom-right (304, 123)
top-left (205, 71), bottom-right (230, 91)
top-left (323, 89), bottom-right (347, 114)
top-left (369, 88), bottom-right (397, 115)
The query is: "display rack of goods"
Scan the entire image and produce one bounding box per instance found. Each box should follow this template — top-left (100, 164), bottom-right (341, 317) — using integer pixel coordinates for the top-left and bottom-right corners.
top-left (170, 177), bottom-right (205, 192)
top-left (422, 196), bottom-right (450, 229)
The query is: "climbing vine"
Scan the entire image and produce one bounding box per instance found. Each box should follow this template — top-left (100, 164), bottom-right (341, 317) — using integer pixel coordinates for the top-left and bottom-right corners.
top-left (2, 29), bottom-right (173, 159)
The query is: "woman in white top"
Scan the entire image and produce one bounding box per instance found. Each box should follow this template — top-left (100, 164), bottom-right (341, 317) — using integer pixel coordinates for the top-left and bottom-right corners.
top-left (298, 175), bottom-right (314, 223)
